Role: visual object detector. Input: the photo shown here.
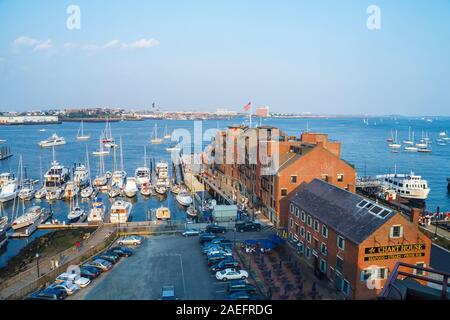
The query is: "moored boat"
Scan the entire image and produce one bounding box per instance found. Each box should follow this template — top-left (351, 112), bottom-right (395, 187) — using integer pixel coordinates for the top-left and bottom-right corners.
top-left (87, 198), bottom-right (106, 223)
top-left (109, 199), bottom-right (133, 223)
top-left (12, 206), bottom-right (47, 230)
top-left (155, 206), bottom-right (171, 220)
top-left (39, 134), bottom-right (66, 148)
top-left (124, 177), bottom-right (138, 198)
top-left (176, 192), bottom-right (193, 207)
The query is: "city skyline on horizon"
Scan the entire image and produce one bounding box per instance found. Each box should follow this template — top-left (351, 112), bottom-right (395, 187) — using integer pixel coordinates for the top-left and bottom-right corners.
top-left (1, 1), bottom-right (450, 116)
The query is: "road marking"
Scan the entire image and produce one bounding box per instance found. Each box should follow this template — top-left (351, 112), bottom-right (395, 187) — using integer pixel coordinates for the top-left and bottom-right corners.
top-left (178, 254), bottom-right (187, 299)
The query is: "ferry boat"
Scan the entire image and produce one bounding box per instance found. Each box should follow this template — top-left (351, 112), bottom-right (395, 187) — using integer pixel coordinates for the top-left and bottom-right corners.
top-left (109, 199), bottom-right (133, 223)
top-left (176, 192), bottom-right (193, 207)
top-left (87, 198), bottom-right (106, 223)
top-left (38, 134), bottom-right (66, 148)
top-left (11, 206), bottom-right (47, 230)
top-left (73, 164), bottom-right (90, 188)
top-left (124, 177), bottom-right (138, 198)
top-left (376, 172), bottom-right (430, 201)
top-left (155, 206), bottom-right (171, 220)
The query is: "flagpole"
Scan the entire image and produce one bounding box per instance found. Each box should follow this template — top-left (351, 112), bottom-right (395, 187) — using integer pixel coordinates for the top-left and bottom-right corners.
top-left (249, 105), bottom-right (252, 128)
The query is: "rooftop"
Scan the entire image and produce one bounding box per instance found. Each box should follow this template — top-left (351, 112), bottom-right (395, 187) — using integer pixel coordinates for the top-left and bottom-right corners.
top-left (289, 179), bottom-right (396, 244)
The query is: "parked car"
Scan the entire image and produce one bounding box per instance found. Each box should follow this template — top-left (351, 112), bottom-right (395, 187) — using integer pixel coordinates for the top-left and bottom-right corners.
top-left (227, 291), bottom-right (260, 300)
top-left (80, 266), bottom-right (102, 280)
top-left (202, 244), bottom-right (224, 254)
top-left (110, 246), bottom-right (133, 257)
top-left (210, 260), bottom-right (240, 272)
top-left (117, 235), bottom-right (142, 246)
top-left (215, 268), bottom-right (249, 281)
top-left (28, 288), bottom-right (67, 300)
top-left (207, 254), bottom-right (229, 266)
top-left (182, 229), bottom-right (200, 237)
top-left (160, 285), bottom-right (177, 300)
top-left (47, 280), bottom-right (80, 295)
top-left (55, 272), bottom-right (91, 288)
top-left (202, 239), bottom-right (232, 251)
top-left (83, 258), bottom-right (113, 272)
top-left (206, 224), bottom-right (227, 234)
top-left (206, 248), bottom-right (233, 258)
top-left (235, 221), bottom-right (261, 232)
top-left (227, 280), bottom-right (257, 294)
top-left (199, 232), bottom-right (218, 244)
top-left (95, 251), bottom-right (120, 264)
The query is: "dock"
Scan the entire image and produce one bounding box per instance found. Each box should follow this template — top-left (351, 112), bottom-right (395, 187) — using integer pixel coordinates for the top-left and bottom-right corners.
top-left (10, 210), bottom-right (53, 238)
top-left (37, 222), bottom-right (98, 230)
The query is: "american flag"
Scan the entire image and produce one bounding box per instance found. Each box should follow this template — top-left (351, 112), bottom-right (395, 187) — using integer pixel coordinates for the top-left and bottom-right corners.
top-left (243, 102), bottom-right (251, 112)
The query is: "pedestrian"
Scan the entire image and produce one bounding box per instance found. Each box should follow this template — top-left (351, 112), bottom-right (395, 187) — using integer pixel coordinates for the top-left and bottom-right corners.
top-left (54, 259), bottom-right (59, 268)
top-left (50, 258), bottom-right (55, 270)
top-left (76, 241), bottom-right (81, 252)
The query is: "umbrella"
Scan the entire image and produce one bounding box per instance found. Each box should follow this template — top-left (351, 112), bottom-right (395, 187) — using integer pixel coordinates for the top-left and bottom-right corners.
top-left (259, 239), bottom-right (276, 249)
top-left (269, 234), bottom-right (286, 245)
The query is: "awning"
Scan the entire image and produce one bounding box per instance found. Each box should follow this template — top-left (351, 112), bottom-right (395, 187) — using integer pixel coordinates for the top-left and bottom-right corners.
top-left (244, 239), bottom-right (259, 245)
top-left (258, 239), bottom-right (276, 249)
top-left (269, 234), bottom-right (286, 245)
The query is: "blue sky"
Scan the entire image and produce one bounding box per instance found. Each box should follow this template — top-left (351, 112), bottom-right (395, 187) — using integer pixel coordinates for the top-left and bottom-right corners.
top-left (0, 0), bottom-right (449, 115)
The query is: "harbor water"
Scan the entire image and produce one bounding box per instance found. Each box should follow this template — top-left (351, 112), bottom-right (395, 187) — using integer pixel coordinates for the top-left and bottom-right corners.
top-left (0, 117), bottom-right (449, 267)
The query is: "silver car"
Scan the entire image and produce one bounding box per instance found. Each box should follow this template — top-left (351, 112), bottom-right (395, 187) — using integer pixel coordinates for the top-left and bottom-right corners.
top-left (118, 235), bottom-right (142, 246)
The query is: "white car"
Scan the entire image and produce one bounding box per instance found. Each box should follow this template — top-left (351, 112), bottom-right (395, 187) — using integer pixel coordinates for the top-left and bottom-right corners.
top-left (56, 272), bottom-right (91, 288)
top-left (206, 248), bottom-right (233, 257)
top-left (47, 280), bottom-right (80, 295)
top-left (118, 235), bottom-right (142, 246)
top-left (215, 268), bottom-right (249, 281)
top-left (182, 229), bottom-right (200, 237)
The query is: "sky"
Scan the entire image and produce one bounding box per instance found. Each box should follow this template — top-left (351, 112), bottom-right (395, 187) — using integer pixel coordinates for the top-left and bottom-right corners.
top-left (0, 0), bottom-right (449, 115)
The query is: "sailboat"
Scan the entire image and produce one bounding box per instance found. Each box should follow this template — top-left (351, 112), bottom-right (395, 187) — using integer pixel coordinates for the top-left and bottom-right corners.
top-left (81, 146), bottom-right (95, 198)
top-left (388, 130), bottom-right (401, 149)
top-left (403, 127), bottom-right (414, 145)
top-left (163, 125), bottom-right (171, 139)
top-left (93, 135), bottom-right (110, 156)
top-left (404, 132), bottom-right (418, 152)
top-left (18, 159), bottom-right (36, 201)
top-left (0, 161), bottom-right (20, 203)
top-left (67, 193), bottom-right (86, 223)
top-left (35, 156), bottom-right (47, 200)
top-left (110, 137), bottom-right (126, 197)
top-left (76, 120), bottom-right (90, 141)
top-left (386, 130), bottom-right (394, 143)
top-left (135, 146), bottom-right (151, 187)
top-left (93, 142), bottom-right (109, 187)
top-left (151, 124), bottom-right (163, 144)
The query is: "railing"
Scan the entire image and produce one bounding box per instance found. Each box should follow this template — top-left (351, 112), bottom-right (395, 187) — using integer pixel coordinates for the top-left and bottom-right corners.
top-left (379, 262), bottom-right (449, 300)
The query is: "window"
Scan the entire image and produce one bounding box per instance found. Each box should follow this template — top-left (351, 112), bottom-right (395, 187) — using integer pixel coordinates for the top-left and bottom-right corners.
top-left (378, 268), bottom-right (388, 279)
top-left (295, 207), bottom-right (299, 217)
top-left (320, 259), bottom-right (327, 273)
top-left (336, 256), bottom-right (343, 272)
top-left (322, 225), bottom-right (328, 238)
top-left (361, 267), bottom-right (388, 281)
top-left (306, 231), bottom-right (311, 243)
top-left (295, 223), bottom-right (299, 235)
top-left (313, 220), bottom-right (320, 232)
top-left (290, 204), bottom-right (294, 214)
top-left (307, 215), bottom-right (312, 227)
top-left (414, 263), bottom-right (426, 276)
top-left (337, 174), bottom-right (344, 182)
top-left (320, 243), bottom-right (328, 256)
top-left (301, 211), bottom-right (305, 222)
top-left (342, 280), bottom-right (350, 296)
top-left (281, 188), bottom-right (287, 196)
top-left (337, 236), bottom-right (345, 251)
top-left (290, 175), bottom-right (297, 183)
top-left (300, 226), bottom-right (305, 238)
top-left (305, 246), bottom-right (311, 258)
top-left (390, 225), bottom-right (403, 238)
top-left (290, 218), bottom-right (293, 229)
top-left (297, 241), bottom-right (304, 253)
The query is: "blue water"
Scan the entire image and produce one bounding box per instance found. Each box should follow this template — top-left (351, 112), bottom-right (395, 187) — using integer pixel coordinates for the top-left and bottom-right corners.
top-left (0, 117), bottom-right (449, 267)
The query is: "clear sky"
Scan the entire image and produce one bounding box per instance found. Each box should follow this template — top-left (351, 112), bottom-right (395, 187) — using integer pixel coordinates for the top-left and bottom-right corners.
top-left (0, 0), bottom-right (449, 115)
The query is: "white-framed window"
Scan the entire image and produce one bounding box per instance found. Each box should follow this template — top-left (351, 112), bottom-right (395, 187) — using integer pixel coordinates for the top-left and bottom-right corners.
top-left (306, 231), bottom-right (311, 243)
top-left (336, 255), bottom-right (343, 272)
top-left (320, 259), bottom-right (327, 273)
top-left (342, 279), bottom-right (350, 296)
top-left (290, 204), bottom-right (294, 214)
top-left (295, 207), bottom-right (300, 217)
top-left (294, 223), bottom-right (299, 235)
top-left (290, 218), bottom-right (293, 229)
top-left (297, 241), bottom-right (304, 253)
top-left (322, 225), bottom-right (328, 238)
top-left (313, 220), bottom-right (320, 232)
top-left (320, 243), bottom-right (328, 256)
top-left (337, 235), bottom-right (345, 251)
top-left (414, 263), bottom-right (426, 276)
top-left (361, 267), bottom-right (388, 281)
top-left (306, 246), bottom-right (311, 258)
top-left (378, 267), bottom-right (388, 279)
top-left (337, 174), bottom-right (344, 182)
top-left (390, 225), bottom-right (403, 238)
top-left (300, 226), bottom-right (305, 238)
top-left (290, 175), bottom-right (297, 183)
top-left (307, 215), bottom-right (312, 227)
top-left (301, 211), bottom-right (306, 222)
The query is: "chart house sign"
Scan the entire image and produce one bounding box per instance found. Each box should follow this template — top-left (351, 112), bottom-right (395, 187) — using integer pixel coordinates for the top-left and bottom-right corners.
top-left (363, 243), bottom-right (426, 262)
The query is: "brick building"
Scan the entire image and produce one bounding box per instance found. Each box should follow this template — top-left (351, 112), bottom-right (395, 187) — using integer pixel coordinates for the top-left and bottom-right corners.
top-left (210, 125), bottom-right (356, 229)
top-left (286, 179), bottom-right (432, 300)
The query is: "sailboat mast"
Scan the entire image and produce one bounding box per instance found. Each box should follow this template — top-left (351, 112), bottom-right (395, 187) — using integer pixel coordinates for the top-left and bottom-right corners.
top-left (120, 136), bottom-right (124, 171)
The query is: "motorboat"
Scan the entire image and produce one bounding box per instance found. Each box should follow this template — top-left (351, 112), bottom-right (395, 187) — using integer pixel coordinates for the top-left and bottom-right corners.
top-left (46, 188), bottom-right (63, 201)
top-left (135, 167), bottom-right (150, 187)
top-left (186, 205), bottom-right (198, 218)
top-left (81, 185), bottom-right (95, 198)
top-left (155, 206), bottom-right (171, 220)
top-left (109, 185), bottom-right (122, 198)
top-left (11, 206), bottom-right (47, 230)
top-left (73, 164), bottom-right (90, 188)
top-left (109, 199), bottom-right (133, 223)
top-left (176, 192), bottom-right (193, 207)
top-left (156, 161), bottom-right (168, 176)
top-left (376, 172), bottom-right (430, 201)
top-left (124, 177), bottom-right (138, 198)
top-left (35, 187), bottom-right (47, 199)
top-left (404, 146), bottom-right (418, 152)
top-left (39, 134), bottom-right (66, 148)
top-left (43, 153), bottom-right (70, 192)
top-left (140, 182), bottom-right (154, 197)
top-left (0, 180), bottom-right (19, 203)
top-left (171, 184), bottom-right (185, 194)
top-left (68, 206), bottom-right (86, 223)
top-left (0, 172), bottom-right (15, 188)
top-left (87, 198), bottom-right (106, 223)
top-left (76, 121), bottom-right (90, 141)
top-left (64, 181), bottom-right (79, 199)
top-left (18, 181), bottom-right (36, 201)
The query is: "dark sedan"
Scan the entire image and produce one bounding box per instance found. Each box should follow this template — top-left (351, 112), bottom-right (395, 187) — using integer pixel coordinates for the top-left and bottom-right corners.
top-left (110, 246), bottom-right (133, 257)
top-left (80, 266), bottom-right (102, 280)
top-left (210, 260), bottom-right (240, 272)
top-left (28, 288), bottom-right (68, 300)
top-left (206, 224), bottom-right (227, 234)
top-left (94, 251), bottom-right (120, 264)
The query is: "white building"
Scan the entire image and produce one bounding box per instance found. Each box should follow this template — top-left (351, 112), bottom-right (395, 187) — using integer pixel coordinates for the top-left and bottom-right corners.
top-left (0, 115), bottom-right (59, 124)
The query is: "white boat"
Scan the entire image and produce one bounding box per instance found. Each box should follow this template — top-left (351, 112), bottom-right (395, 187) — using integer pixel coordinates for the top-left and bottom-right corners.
top-left (111, 137), bottom-right (126, 190)
top-left (163, 125), bottom-right (171, 139)
top-left (176, 192), bottom-right (193, 206)
top-left (81, 185), bottom-right (95, 198)
top-left (402, 127), bottom-right (414, 145)
top-left (11, 206), bottom-right (47, 230)
top-left (418, 147), bottom-right (432, 153)
top-left (101, 119), bottom-right (115, 144)
top-left (39, 134), bottom-right (66, 148)
top-left (73, 164), bottom-right (90, 188)
top-left (0, 180), bottom-right (19, 203)
top-left (68, 206), bottom-right (86, 223)
top-left (124, 177), bottom-right (138, 198)
top-left (186, 205), bottom-right (198, 218)
top-left (93, 135), bottom-right (110, 156)
top-left (171, 184), bottom-right (185, 194)
top-left (0, 215), bottom-right (8, 230)
top-left (0, 172), bottom-right (15, 188)
top-left (376, 172), bottom-right (430, 201)
top-left (135, 146), bottom-right (150, 186)
top-left (46, 188), bottom-right (63, 201)
top-left (140, 182), bottom-right (154, 196)
top-left (156, 161), bottom-right (169, 175)
top-left (87, 198), bottom-right (106, 223)
top-left (18, 182), bottom-right (36, 201)
top-left (155, 206), bottom-right (171, 220)
top-left (388, 130), bottom-right (401, 149)
top-left (76, 121), bottom-right (90, 140)
top-left (155, 184), bottom-right (167, 195)
top-left (35, 187), bottom-right (47, 199)
top-left (404, 146), bottom-right (418, 152)
top-left (166, 145), bottom-right (181, 152)
top-left (151, 124), bottom-right (163, 144)
top-left (109, 199), bottom-right (133, 223)
top-left (109, 185), bottom-right (122, 198)
top-left (63, 181), bottom-right (79, 199)
top-left (93, 141), bottom-right (109, 187)
top-left (39, 128), bottom-right (46, 132)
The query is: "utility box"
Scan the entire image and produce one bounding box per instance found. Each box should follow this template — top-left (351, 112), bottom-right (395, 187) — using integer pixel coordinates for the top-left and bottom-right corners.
top-left (212, 205), bottom-right (238, 222)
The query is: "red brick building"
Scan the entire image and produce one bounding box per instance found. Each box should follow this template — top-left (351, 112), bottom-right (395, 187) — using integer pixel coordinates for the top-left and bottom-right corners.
top-left (210, 126), bottom-right (356, 229)
top-left (286, 179), bottom-right (432, 300)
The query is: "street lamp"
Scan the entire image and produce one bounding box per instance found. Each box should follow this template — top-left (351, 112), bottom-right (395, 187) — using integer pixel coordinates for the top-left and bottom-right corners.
top-left (35, 253), bottom-right (40, 278)
top-left (434, 206), bottom-right (440, 239)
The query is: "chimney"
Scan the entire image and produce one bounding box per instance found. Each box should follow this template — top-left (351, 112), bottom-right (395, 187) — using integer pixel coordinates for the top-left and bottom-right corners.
top-left (410, 208), bottom-right (420, 224)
